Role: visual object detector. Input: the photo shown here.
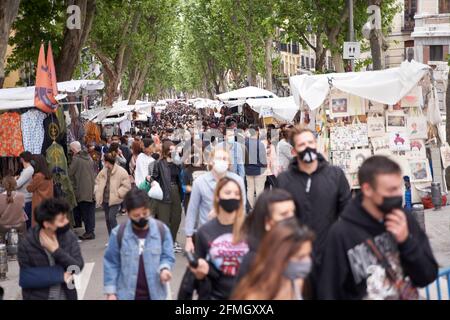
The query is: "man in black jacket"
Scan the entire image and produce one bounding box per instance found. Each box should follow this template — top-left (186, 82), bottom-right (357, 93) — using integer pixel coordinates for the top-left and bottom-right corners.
top-left (317, 156), bottom-right (438, 299)
top-left (18, 198), bottom-right (84, 300)
top-left (277, 127), bottom-right (351, 275)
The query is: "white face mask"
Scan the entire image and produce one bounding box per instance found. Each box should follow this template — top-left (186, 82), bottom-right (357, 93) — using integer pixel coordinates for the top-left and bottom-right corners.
top-left (213, 160), bottom-right (228, 174)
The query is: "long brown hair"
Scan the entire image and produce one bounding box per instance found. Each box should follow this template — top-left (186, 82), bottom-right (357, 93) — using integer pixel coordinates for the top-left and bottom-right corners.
top-left (213, 177), bottom-right (245, 244)
top-left (161, 140), bottom-right (174, 159)
top-left (2, 176), bottom-right (17, 204)
top-left (232, 219), bottom-right (314, 300)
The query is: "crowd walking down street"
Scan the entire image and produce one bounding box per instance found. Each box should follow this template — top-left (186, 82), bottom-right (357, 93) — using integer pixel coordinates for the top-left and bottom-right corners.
top-left (0, 102), bottom-right (446, 302)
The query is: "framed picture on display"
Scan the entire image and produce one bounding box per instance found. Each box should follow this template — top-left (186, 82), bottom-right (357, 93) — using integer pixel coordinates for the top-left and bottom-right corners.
top-left (389, 131), bottom-right (410, 152)
top-left (367, 100), bottom-right (385, 113)
top-left (346, 172), bottom-right (360, 189)
top-left (371, 135), bottom-right (392, 156)
top-left (386, 112), bottom-right (406, 132)
top-left (349, 148), bottom-right (372, 172)
top-left (407, 115), bottom-right (427, 139)
top-left (401, 86), bottom-right (423, 108)
top-left (409, 159), bottom-right (432, 183)
top-left (407, 139), bottom-right (427, 159)
top-left (330, 92), bottom-right (349, 118)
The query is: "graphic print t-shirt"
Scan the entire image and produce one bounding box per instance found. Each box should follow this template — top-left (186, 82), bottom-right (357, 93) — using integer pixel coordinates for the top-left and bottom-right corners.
top-left (195, 218), bottom-right (249, 300)
top-left (346, 232), bottom-right (408, 300)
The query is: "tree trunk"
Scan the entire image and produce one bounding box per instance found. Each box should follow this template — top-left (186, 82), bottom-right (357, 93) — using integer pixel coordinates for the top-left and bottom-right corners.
top-left (315, 34), bottom-right (327, 72)
top-left (128, 65), bottom-right (150, 105)
top-left (0, 0), bottom-right (20, 88)
top-left (331, 50), bottom-right (345, 73)
top-left (56, 0), bottom-right (96, 81)
top-left (264, 36), bottom-right (273, 90)
top-left (368, 0), bottom-right (384, 70)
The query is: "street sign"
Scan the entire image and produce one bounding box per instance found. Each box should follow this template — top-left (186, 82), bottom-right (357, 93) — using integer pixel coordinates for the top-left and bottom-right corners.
top-left (343, 42), bottom-right (360, 60)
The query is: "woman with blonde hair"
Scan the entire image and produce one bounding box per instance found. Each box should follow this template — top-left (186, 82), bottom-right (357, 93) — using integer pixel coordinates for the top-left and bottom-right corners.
top-left (189, 176), bottom-right (248, 300)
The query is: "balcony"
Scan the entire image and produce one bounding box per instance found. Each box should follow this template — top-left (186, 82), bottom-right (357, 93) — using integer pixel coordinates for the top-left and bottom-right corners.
top-left (411, 13), bottom-right (450, 38)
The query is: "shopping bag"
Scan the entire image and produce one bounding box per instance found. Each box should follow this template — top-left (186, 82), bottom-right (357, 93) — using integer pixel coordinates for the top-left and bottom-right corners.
top-left (138, 179), bottom-right (151, 193)
top-left (148, 181), bottom-right (163, 200)
top-left (367, 114), bottom-right (385, 138)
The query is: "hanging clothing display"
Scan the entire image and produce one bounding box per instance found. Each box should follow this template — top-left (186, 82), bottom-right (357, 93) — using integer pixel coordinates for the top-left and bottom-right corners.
top-left (45, 142), bottom-right (77, 219)
top-left (84, 121), bottom-right (101, 145)
top-left (42, 114), bottom-right (68, 156)
top-left (119, 119), bottom-right (132, 135)
top-left (21, 109), bottom-right (47, 155)
top-left (0, 112), bottom-right (25, 157)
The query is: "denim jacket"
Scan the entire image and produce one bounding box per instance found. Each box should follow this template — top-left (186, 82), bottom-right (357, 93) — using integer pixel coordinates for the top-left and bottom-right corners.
top-left (103, 218), bottom-right (175, 300)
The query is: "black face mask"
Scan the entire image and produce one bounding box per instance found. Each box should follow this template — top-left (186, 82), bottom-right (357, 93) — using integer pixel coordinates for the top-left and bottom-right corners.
top-left (131, 217), bottom-right (149, 228)
top-left (297, 147), bottom-right (318, 164)
top-left (219, 198), bottom-right (240, 213)
top-left (56, 223), bottom-right (71, 235)
top-left (377, 196), bottom-right (403, 214)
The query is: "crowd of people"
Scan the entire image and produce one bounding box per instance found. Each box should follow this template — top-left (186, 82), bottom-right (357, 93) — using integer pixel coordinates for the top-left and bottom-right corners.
top-left (0, 102), bottom-right (439, 300)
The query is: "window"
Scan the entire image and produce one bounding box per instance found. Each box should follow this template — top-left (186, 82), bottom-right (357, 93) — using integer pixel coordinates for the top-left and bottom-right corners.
top-left (403, 0), bottom-right (417, 31)
top-left (311, 58), bottom-right (315, 69)
top-left (430, 45), bottom-right (444, 61)
top-left (439, 0), bottom-right (450, 13)
top-left (301, 56), bottom-right (305, 68)
top-left (306, 57), bottom-right (310, 69)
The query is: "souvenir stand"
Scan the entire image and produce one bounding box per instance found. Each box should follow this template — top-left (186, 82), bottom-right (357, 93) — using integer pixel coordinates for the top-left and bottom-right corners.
top-left (0, 80), bottom-right (104, 221)
top-left (290, 60), bottom-right (445, 206)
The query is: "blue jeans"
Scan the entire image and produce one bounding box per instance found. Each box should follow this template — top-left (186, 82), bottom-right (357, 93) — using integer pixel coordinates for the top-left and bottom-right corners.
top-left (24, 202), bottom-right (32, 230)
top-left (102, 203), bottom-right (120, 235)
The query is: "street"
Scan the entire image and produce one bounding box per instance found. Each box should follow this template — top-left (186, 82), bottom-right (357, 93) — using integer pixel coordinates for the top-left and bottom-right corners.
top-left (1, 206), bottom-right (450, 300)
top-left (1, 208), bottom-right (189, 300)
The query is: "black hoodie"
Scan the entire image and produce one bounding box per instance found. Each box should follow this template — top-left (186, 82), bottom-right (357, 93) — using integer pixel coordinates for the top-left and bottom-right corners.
top-left (277, 154), bottom-right (351, 264)
top-left (317, 194), bottom-right (438, 300)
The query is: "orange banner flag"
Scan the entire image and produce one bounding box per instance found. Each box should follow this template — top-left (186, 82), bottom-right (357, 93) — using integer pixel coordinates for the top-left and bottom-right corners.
top-left (34, 43), bottom-right (58, 113)
top-left (47, 41), bottom-right (58, 97)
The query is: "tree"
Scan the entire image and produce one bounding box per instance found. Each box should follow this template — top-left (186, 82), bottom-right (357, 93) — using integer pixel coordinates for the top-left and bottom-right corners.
top-left (56, 0), bottom-right (96, 81)
top-left (7, 0), bottom-right (99, 85)
top-left (0, 0), bottom-right (20, 88)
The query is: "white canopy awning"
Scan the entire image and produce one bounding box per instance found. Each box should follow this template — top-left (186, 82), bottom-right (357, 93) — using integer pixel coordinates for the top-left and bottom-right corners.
top-left (101, 114), bottom-right (128, 125)
top-left (216, 86), bottom-right (278, 101)
top-left (0, 79), bottom-right (104, 110)
top-left (246, 96), bottom-right (299, 122)
top-left (80, 107), bottom-right (109, 122)
top-left (289, 60), bottom-right (430, 110)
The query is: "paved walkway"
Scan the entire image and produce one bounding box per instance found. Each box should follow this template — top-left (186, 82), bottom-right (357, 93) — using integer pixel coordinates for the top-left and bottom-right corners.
top-left (1, 206), bottom-right (449, 300)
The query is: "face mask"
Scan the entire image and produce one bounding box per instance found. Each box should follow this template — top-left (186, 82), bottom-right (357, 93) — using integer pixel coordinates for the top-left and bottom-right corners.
top-left (131, 217), bottom-right (149, 228)
top-left (219, 198), bottom-right (240, 213)
top-left (377, 195), bottom-right (403, 214)
top-left (173, 153), bottom-right (182, 165)
top-left (297, 147), bottom-right (317, 164)
top-left (213, 160), bottom-right (228, 174)
top-left (283, 259), bottom-right (312, 281)
top-left (56, 223), bottom-right (71, 235)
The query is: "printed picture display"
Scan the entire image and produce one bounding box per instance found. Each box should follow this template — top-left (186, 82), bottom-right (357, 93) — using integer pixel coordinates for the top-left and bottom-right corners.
top-left (346, 172), bottom-right (360, 189)
top-left (389, 131), bottom-right (410, 152)
top-left (371, 135), bottom-right (392, 156)
top-left (440, 144), bottom-right (450, 169)
top-left (330, 124), bottom-right (369, 151)
top-left (367, 100), bottom-right (385, 113)
top-left (407, 139), bottom-right (427, 159)
top-left (367, 115), bottom-right (385, 138)
top-left (386, 112), bottom-right (407, 132)
top-left (350, 148), bottom-right (372, 172)
top-left (330, 92), bottom-right (350, 118)
top-left (401, 86), bottom-right (423, 108)
top-left (409, 159), bottom-right (432, 183)
top-left (407, 115), bottom-right (427, 140)
top-left (348, 95), bottom-right (366, 116)
top-left (332, 151), bottom-right (352, 172)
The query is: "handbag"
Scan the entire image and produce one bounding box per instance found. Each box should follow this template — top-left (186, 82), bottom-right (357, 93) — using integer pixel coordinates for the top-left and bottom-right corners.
top-left (148, 181), bottom-right (163, 200)
top-left (365, 239), bottom-right (419, 300)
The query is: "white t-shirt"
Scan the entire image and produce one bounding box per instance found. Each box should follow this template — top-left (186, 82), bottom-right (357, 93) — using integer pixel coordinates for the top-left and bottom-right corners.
top-left (135, 153), bottom-right (155, 186)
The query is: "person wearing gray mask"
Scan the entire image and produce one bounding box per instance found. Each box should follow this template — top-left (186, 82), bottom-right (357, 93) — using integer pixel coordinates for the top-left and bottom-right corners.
top-left (232, 218), bottom-right (314, 300)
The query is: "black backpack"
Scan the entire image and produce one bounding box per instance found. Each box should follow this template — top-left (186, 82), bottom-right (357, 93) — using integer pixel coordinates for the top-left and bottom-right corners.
top-left (117, 219), bottom-right (166, 250)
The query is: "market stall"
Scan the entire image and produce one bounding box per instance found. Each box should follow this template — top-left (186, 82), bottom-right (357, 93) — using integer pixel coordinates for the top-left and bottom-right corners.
top-left (245, 96), bottom-right (299, 124)
top-left (289, 60), bottom-right (446, 207)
